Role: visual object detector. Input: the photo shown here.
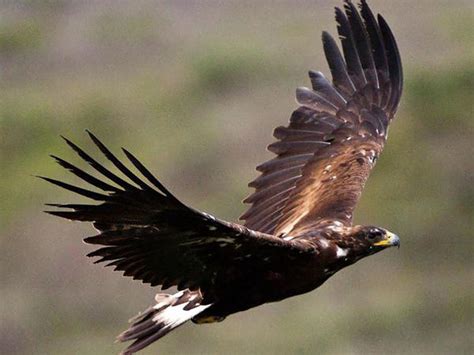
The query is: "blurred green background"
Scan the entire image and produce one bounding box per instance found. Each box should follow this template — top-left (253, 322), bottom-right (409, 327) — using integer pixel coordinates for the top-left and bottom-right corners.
top-left (1, 1), bottom-right (473, 354)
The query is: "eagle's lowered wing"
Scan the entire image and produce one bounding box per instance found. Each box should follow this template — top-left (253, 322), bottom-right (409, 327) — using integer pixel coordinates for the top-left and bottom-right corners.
top-left (241, 0), bottom-right (402, 236)
top-left (42, 132), bottom-right (313, 300)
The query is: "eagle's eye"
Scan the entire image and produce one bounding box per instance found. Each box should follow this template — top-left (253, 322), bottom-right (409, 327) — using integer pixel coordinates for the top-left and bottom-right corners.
top-left (367, 228), bottom-right (384, 240)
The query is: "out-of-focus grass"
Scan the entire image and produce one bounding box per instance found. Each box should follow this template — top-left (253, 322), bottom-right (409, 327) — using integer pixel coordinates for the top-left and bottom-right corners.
top-left (408, 66), bottom-right (474, 133)
top-left (191, 43), bottom-right (273, 93)
top-left (93, 12), bottom-right (159, 45)
top-left (1, 1), bottom-right (473, 355)
top-left (0, 19), bottom-right (42, 54)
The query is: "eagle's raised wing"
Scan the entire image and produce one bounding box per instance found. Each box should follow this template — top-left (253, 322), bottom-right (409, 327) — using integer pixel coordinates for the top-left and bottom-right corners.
top-left (42, 132), bottom-right (314, 300)
top-left (241, 0), bottom-right (402, 237)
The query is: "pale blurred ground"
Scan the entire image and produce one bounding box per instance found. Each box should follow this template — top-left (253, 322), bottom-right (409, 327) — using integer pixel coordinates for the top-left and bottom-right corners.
top-left (1, 1), bottom-right (473, 354)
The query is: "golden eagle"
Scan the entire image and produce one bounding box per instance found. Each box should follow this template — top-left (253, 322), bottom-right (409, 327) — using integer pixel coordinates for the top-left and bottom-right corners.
top-left (43, 1), bottom-right (403, 353)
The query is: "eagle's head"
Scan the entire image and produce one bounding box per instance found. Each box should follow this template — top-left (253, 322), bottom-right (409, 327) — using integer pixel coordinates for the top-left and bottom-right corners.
top-left (344, 226), bottom-right (400, 258)
top-left (329, 225), bottom-right (400, 265)
top-left (358, 226), bottom-right (399, 248)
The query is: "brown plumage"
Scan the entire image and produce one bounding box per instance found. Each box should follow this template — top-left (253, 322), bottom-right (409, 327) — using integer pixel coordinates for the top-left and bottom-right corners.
top-left (43, 1), bottom-right (403, 354)
top-left (242, 0), bottom-right (402, 236)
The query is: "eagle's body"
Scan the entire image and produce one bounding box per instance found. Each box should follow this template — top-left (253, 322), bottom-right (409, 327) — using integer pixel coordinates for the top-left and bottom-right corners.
top-left (194, 224), bottom-right (372, 322)
top-left (44, 1), bottom-right (403, 354)
top-left (195, 231), bottom-right (332, 322)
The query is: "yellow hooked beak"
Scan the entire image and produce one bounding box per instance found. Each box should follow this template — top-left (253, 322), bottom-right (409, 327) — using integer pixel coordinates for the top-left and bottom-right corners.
top-left (373, 231), bottom-right (400, 248)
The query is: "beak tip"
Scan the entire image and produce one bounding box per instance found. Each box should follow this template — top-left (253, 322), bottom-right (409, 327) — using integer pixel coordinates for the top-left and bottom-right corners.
top-left (391, 234), bottom-right (400, 248)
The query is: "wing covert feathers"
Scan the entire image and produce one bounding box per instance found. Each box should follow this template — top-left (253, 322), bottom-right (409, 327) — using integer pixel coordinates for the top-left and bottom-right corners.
top-left (44, 133), bottom-right (313, 296)
top-left (242, 0), bottom-right (402, 236)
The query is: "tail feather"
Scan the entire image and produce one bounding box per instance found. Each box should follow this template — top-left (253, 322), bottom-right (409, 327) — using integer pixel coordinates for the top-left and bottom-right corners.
top-left (118, 290), bottom-right (211, 354)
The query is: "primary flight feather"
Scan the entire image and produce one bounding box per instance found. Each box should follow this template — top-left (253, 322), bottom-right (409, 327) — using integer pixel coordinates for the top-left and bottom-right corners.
top-left (44, 1), bottom-right (403, 353)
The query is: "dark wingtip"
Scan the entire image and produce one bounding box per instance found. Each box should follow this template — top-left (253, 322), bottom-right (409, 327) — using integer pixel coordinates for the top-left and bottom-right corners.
top-left (83, 235), bottom-right (95, 244)
top-left (44, 203), bottom-right (66, 207)
top-left (37, 175), bottom-right (108, 200)
top-left (85, 129), bottom-right (103, 148)
top-left (121, 147), bottom-right (130, 156)
top-left (43, 210), bottom-right (59, 216)
top-left (37, 175), bottom-right (56, 187)
top-left (321, 30), bottom-right (331, 41)
top-left (342, 0), bottom-right (353, 13)
top-left (49, 154), bottom-right (62, 164)
top-left (120, 147), bottom-right (179, 199)
top-left (60, 134), bottom-right (75, 147)
top-left (85, 129), bottom-right (100, 144)
top-left (321, 31), bottom-right (335, 48)
top-left (43, 210), bottom-right (75, 219)
top-left (377, 13), bottom-right (388, 30)
top-left (36, 174), bottom-right (56, 184)
top-left (60, 135), bottom-right (83, 152)
top-left (377, 12), bottom-right (403, 107)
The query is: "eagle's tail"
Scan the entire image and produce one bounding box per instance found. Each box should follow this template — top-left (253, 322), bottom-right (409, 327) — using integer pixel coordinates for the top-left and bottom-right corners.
top-left (117, 290), bottom-right (211, 354)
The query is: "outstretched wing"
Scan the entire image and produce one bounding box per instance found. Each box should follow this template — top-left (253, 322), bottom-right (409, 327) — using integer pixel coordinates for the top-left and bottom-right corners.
top-left (241, 0), bottom-right (402, 236)
top-left (42, 132), bottom-right (313, 300)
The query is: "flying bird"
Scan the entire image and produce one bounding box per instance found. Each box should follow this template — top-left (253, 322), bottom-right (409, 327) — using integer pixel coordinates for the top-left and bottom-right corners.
top-left (43, 1), bottom-right (403, 353)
